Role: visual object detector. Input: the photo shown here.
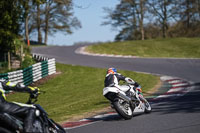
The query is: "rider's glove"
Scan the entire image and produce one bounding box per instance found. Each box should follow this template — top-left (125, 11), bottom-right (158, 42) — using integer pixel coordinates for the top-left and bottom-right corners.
top-left (134, 82), bottom-right (139, 87)
top-left (28, 86), bottom-right (40, 98)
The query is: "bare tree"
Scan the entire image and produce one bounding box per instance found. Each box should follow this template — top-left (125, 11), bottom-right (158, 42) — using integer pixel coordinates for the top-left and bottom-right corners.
top-left (103, 0), bottom-right (147, 41)
top-left (42, 0), bottom-right (81, 44)
top-left (21, 0), bottom-right (80, 45)
top-left (139, 0), bottom-right (145, 40)
top-left (178, 0), bottom-right (200, 28)
top-left (125, 0), bottom-right (146, 40)
top-left (22, 0), bottom-right (31, 44)
top-left (44, 0), bottom-right (52, 44)
top-left (148, 0), bottom-right (177, 38)
top-left (22, 0), bottom-right (45, 44)
top-left (37, 2), bottom-right (42, 43)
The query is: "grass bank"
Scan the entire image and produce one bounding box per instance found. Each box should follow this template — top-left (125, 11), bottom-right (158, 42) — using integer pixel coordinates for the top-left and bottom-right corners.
top-left (86, 37), bottom-right (200, 58)
top-left (7, 63), bottom-right (159, 122)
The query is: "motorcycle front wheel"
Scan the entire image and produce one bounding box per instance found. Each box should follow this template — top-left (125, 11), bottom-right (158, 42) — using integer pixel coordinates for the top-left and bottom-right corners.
top-left (144, 100), bottom-right (152, 113)
top-left (113, 98), bottom-right (133, 120)
top-left (48, 118), bottom-right (66, 133)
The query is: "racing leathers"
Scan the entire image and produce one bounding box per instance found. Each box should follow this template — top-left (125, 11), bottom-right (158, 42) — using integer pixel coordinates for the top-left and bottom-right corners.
top-left (104, 73), bottom-right (139, 88)
top-left (0, 80), bottom-right (38, 133)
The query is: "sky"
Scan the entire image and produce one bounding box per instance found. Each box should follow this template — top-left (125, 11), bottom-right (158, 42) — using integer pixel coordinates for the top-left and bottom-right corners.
top-left (47, 0), bottom-right (119, 46)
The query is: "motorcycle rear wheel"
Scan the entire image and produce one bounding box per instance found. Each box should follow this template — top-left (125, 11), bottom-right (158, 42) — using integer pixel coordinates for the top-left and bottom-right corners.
top-left (113, 98), bottom-right (133, 120)
top-left (0, 127), bottom-right (12, 133)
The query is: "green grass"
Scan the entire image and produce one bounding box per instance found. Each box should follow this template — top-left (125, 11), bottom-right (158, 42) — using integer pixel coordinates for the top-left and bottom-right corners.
top-left (7, 63), bottom-right (159, 122)
top-left (86, 37), bottom-right (200, 58)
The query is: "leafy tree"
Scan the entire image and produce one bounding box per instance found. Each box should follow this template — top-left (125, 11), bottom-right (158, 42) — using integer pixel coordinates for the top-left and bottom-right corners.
top-left (0, 0), bottom-right (23, 54)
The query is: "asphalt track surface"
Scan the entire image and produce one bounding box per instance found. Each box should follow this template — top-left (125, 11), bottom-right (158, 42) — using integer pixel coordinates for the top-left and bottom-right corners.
top-left (32, 45), bottom-right (200, 133)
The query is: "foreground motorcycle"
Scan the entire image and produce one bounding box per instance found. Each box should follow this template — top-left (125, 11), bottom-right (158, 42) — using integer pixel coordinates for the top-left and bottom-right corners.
top-left (0, 89), bottom-right (66, 133)
top-left (103, 83), bottom-right (151, 120)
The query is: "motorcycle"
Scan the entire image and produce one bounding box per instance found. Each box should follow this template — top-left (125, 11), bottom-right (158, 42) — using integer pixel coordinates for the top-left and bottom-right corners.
top-left (0, 88), bottom-right (66, 133)
top-left (103, 83), bottom-right (152, 120)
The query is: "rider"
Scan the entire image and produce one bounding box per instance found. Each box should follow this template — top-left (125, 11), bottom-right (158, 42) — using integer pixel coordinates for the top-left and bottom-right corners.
top-left (0, 79), bottom-right (39, 133)
top-left (104, 67), bottom-right (139, 89)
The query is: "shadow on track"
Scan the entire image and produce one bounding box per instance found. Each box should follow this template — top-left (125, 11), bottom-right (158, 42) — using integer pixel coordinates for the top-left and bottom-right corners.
top-left (83, 112), bottom-right (147, 123)
top-left (152, 82), bottom-right (200, 114)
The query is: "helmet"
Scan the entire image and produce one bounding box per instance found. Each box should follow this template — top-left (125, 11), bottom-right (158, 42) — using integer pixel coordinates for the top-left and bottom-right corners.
top-left (107, 68), bottom-right (117, 74)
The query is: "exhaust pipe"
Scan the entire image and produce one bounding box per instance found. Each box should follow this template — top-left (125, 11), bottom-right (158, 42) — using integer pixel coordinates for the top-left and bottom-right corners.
top-left (117, 93), bottom-right (132, 103)
top-left (117, 93), bottom-right (136, 110)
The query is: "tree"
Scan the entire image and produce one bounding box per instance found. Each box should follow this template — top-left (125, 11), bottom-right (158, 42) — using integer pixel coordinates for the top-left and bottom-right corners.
top-left (167, 0), bottom-right (200, 37)
top-left (21, 0), bottom-right (46, 44)
top-left (44, 0), bottom-right (52, 44)
top-left (124, 0), bottom-right (146, 40)
top-left (0, 0), bottom-right (24, 69)
top-left (138, 0), bottom-right (145, 40)
top-left (22, 0), bottom-right (30, 44)
top-left (102, 0), bottom-right (147, 41)
top-left (103, 0), bottom-right (136, 41)
top-left (178, 0), bottom-right (200, 28)
top-left (198, 0), bottom-right (200, 18)
top-left (23, 0), bottom-right (81, 44)
top-left (0, 0), bottom-right (23, 53)
top-left (37, 2), bottom-right (43, 43)
top-left (147, 0), bottom-right (177, 38)
top-left (42, 0), bottom-right (81, 44)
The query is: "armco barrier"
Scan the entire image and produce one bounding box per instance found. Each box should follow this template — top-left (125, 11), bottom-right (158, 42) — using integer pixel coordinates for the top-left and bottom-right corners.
top-left (0, 55), bottom-right (56, 86)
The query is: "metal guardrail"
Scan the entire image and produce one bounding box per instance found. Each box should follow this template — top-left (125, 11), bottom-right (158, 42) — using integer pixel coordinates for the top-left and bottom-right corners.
top-left (0, 55), bottom-right (56, 86)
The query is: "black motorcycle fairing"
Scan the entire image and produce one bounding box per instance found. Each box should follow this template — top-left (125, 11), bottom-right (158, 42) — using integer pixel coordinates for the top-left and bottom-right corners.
top-left (35, 104), bottom-right (48, 116)
top-left (0, 112), bottom-right (23, 132)
top-left (104, 92), bottom-right (118, 102)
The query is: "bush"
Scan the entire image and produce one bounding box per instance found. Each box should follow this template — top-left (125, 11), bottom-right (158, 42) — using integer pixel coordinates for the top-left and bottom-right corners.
top-left (0, 62), bottom-right (8, 73)
top-left (21, 55), bottom-right (35, 69)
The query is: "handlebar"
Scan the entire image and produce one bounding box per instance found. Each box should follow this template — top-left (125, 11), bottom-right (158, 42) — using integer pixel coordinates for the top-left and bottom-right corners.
top-left (0, 80), bottom-right (46, 104)
top-left (26, 90), bottom-right (46, 104)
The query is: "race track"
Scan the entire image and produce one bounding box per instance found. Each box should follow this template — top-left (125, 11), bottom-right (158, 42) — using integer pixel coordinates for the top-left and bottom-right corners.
top-left (32, 45), bottom-right (200, 133)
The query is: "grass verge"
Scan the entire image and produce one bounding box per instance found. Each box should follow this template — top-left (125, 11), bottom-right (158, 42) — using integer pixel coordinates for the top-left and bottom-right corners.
top-left (7, 63), bottom-right (159, 122)
top-left (86, 37), bottom-right (200, 58)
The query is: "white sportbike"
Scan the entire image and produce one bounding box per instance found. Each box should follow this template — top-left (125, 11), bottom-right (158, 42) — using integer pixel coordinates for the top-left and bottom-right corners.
top-left (103, 82), bottom-right (152, 120)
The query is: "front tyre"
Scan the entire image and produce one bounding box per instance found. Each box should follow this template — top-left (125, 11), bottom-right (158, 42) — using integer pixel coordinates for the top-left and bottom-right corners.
top-left (54, 123), bottom-right (66, 133)
top-left (113, 98), bottom-right (133, 120)
top-left (48, 118), bottom-right (66, 133)
top-left (144, 100), bottom-right (152, 113)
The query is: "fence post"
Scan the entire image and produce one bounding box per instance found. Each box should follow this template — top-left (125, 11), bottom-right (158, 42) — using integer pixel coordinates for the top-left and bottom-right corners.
top-left (8, 52), bottom-right (11, 70)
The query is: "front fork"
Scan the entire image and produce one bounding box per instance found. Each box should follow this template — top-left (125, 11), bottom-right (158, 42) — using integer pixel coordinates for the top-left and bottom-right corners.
top-left (138, 93), bottom-right (146, 103)
top-left (131, 91), bottom-right (147, 109)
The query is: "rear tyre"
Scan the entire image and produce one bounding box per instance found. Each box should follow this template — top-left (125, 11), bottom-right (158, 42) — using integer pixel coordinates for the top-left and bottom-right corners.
top-left (113, 98), bottom-right (133, 120)
top-left (0, 127), bottom-right (12, 133)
